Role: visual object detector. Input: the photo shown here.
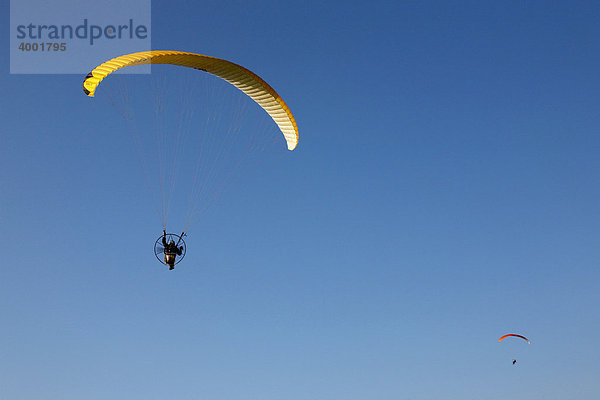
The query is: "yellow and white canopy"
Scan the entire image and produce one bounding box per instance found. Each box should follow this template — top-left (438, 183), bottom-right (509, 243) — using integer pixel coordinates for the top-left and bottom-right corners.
top-left (83, 50), bottom-right (298, 150)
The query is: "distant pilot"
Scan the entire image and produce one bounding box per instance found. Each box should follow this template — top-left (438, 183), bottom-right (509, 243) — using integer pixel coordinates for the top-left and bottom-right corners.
top-left (162, 230), bottom-right (183, 270)
top-left (512, 359), bottom-right (517, 365)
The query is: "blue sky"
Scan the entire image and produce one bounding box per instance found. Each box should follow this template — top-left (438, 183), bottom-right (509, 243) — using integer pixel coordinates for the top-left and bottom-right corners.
top-left (2, 1), bottom-right (600, 399)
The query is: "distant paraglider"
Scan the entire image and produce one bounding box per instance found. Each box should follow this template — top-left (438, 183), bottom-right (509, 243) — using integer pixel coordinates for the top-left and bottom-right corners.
top-left (499, 333), bottom-right (530, 365)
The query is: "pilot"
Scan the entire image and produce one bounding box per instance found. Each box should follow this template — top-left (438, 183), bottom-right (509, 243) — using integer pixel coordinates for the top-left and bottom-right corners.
top-left (162, 230), bottom-right (183, 270)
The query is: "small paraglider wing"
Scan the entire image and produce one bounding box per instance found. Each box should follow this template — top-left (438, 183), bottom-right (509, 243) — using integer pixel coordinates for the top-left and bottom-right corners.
top-left (498, 334), bottom-right (530, 344)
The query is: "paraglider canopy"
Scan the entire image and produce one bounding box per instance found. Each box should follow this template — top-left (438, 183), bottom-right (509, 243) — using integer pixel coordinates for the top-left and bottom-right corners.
top-left (82, 50), bottom-right (299, 150)
top-left (498, 334), bottom-right (530, 344)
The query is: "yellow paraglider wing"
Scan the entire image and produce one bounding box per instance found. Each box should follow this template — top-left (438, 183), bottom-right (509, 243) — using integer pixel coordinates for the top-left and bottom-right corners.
top-left (83, 51), bottom-right (298, 150)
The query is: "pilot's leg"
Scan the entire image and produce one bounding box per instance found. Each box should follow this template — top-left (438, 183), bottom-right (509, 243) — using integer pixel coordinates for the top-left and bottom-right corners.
top-left (165, 253), bottom-right (176, 269)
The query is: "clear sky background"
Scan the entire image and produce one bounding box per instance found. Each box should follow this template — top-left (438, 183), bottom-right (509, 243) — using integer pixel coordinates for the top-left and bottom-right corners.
top-left (2, 1), bottom-right (600, 399)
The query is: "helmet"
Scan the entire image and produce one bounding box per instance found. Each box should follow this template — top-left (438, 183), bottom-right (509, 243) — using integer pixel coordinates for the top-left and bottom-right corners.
top-left (168, 239), bottom-right (175, 246)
